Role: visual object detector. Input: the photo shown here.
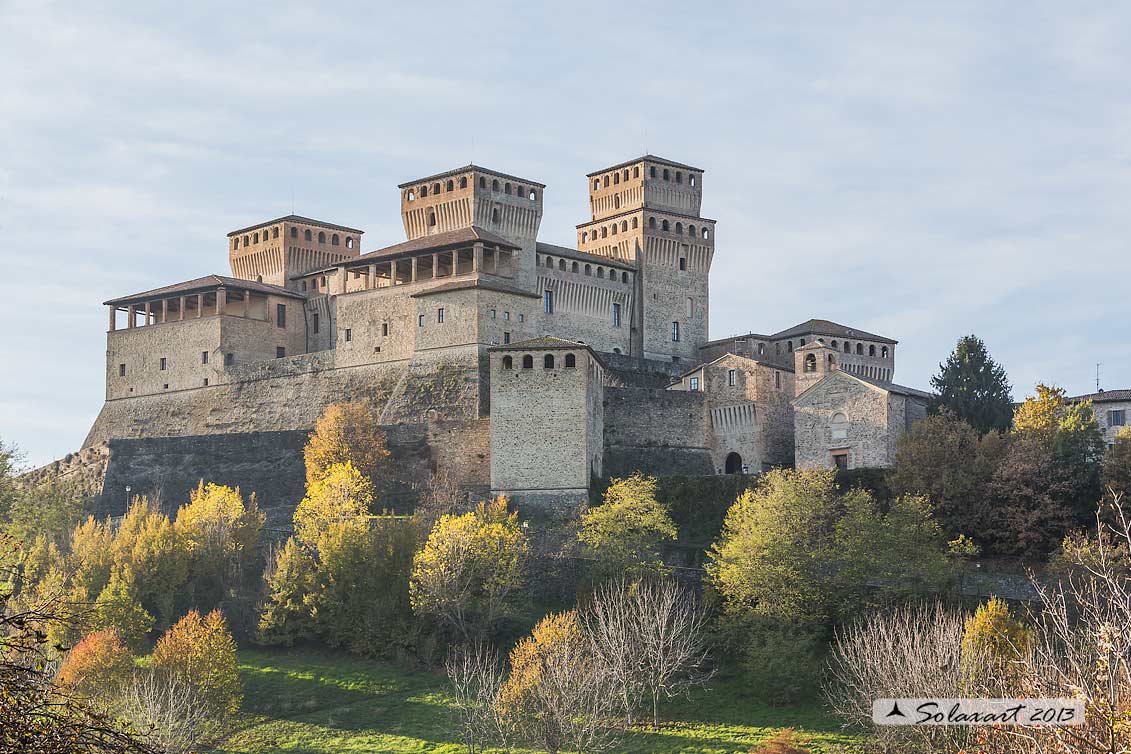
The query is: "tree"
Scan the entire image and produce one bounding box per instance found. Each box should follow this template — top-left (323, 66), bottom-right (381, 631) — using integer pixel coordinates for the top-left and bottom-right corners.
top-left (930, 334), bottom-right (1013, 434)
top-left (292, 461), bottom-right (373, 545)
top-left (110, 497), bottom-right (188, 628)
top-left (117, 668), bottom-right (212, 754)
top-left (68, 516), bottom-right (114, 603)
top-left (1104, 426), bottom-right (1131, 501)
top-left (304, 402), bottom-right (391, 489)
top-left (0, 440), bottom-right (22, 524)
top-left (960, 597), bottom-right (1031, 678)
top-left (411, 497), bottom-right (528, 642)
top-left (887, 411), bottom-right (1007, 540)
top-left (92, 568), bottom-right (154, 651)
top-left (446, 643), bottom-right (509, 754)
top-left (3, 480), bottom-right (85, 547)
top-left (498, 610), bottom-right (620, 754)
top-left (174, 481), bottom-right (264, 611)
top-left (151, 609), bottom-right (242, 724)
top-left (256, 537), bottom-right (319, 646)
top-left (578, 474), bottom-right (677, 580)
top-left (55, 628), bottom-right (134, 700)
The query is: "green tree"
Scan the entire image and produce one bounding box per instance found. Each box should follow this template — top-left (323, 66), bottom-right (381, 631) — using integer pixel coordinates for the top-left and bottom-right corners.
top-left (1104, 426), bottom-right (1131, 501)
top-left (292, 461), bottom-right (373, 545)
top-left (0, 440), bottom-right (22, 524)
top-left (68, 516), bottom-right (114, 603)
top-left (930, 335), bottom-right (1013, 434)
top-left (92, 568), bottom-right (155, 651)
top-left (174, 481), bottom-right (264, 611)
top-left (578, 473), bottom-right (677, 580)
top-left (411, 497), bottom-right (528, 642)
top-left (888, 411), bottom-right (1007, 542)
top-left (3, 480), bottom-right (84, 547)
top-left (256, 537), bottom-right (318, 646)
top-left (110, 497), bottom-right (188, 628)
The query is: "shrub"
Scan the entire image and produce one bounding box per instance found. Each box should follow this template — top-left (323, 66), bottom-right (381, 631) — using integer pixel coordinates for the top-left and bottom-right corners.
top-left (579, 473), bottom-right (676, 580)
top-left (110, 497), bottom-right (188, 628)
top-left (256, 537), bottom-right (318, 646)
top-left (304, 402), bottom-right (391, 489)
top-left (961, 596), bottom-right (1031, 674)
top-left (293, 461), bottom-right (373, 545)
top-left (92, 568), bottom-right (154, 651)
top-left (152, 609), bottom-right (242, 721)
top-left (173, 482), bottom-right (264, 611)
top-left (738, 617), bottom-right (824, 706)
top-left (56, 629), bottom-right (134, 699)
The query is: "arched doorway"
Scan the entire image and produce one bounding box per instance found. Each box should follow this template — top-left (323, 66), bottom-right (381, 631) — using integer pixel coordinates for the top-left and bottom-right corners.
top-left (725, 452), bottom-right (743, 474)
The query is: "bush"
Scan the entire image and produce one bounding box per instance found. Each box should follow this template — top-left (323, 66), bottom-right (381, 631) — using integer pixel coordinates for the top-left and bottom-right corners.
top-left (579, 474), bottom-right (676, 580)
top-left (152, 609), bottom-right (242, 722)
top-left (92, 568), bottom-right (154, 651)
top-left (56, 629), bottom-right (134, 699)
top-left (256, 537), bottom-right (318, 646)
top-left (293, 462), bottom-right (373, 545)
top-left (304, 402), bottom-right (391, 489)
top-left (738, 617), bottom-right (824, 706)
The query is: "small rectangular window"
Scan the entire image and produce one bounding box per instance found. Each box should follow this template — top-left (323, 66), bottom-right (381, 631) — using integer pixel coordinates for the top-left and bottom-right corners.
top-left (224, 352), bottom-right (234, 366)
top-left (612, 302), bottom-right (621, 328)
top-left (203, 378), bottom-right (209, 386)
top-left (518, 313), bottom-right (524, 322)
top-left (118, 363), bottom-right (126, 377)
top-left (728, 369), bottom-right (736, 386)
top-left (201, 351), bottom-right (208, 365)
top-left (313, 312), bottom-right (320, 334)
top-left (382, 322), bottom-right (389, 337)
top-left (418, 314), bottom-right (426, 327)
top-left (344, 328), bottom-right (352, 342)
top-left (503, 311), bottom-right (510, 321)
top-left (437, 307), bottom-right (445, 323)
top-left (679, 257), bottom-right (687, 271)
top-left (1111, 409), bottom-right (1127, 427)
top-left (671, 321), bottom-right (680, 342)
top-left (163, 383), bottom-right (169, 390)
top-left (489, 308), bottom-right (497, 319)
top-left (504, 331), bottom-right (511, 344)
top-left (160, 357), bottom-right (167, 371)
top-left (543, 290), bottom-right (553, 314)
top-left (775, 371), bottom-right (781, 389)
top-left (276, 303), bottom-right (286, 328)
top-left (689, 376), bottom-right (699, 391)
top-left (276, 346), bottom-right (286, 358)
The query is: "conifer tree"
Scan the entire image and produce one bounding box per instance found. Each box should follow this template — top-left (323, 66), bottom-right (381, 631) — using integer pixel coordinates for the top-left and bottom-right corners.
top-left (930, 335), bottom-right (1013, 435)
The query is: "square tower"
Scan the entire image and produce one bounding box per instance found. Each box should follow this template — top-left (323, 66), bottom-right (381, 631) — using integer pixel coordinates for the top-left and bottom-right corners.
top-left (228, 215), bottom-right (363, 288)
top-left (574, 156), bottom-right (714, 362)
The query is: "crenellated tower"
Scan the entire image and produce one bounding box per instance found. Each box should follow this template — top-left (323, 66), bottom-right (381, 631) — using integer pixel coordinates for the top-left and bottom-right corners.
top-left (397, 166), bottom-right (544, 289)
top-left (574, 156), bottom-right (714, 362)
top-left (227, 215), bottom-right (364, 289)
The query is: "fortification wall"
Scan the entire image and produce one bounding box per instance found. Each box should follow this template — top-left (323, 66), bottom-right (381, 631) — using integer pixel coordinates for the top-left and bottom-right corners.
top-left (602, 387), bottom-right (713, 477)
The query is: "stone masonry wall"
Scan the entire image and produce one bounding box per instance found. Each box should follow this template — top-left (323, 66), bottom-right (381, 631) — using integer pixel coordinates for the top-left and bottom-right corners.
top-left (602, 387), bottom-right (713, 477)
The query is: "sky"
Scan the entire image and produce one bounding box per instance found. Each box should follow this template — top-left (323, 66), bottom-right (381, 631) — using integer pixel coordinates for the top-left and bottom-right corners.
top-left (2, 1), bottom-right (1129, 468)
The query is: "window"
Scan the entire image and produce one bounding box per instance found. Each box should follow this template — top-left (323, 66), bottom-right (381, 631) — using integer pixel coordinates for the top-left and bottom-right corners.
top-left (382, 322), bottom-right (389, 336)
top-left (1111, 409), bottom-right (1127, 427)
top-left (160, 357), bottom-right (167, 371)
top-left (857, 343), bottom-right (864, 355)
top-left (662, 220), bottom-right (670, 231)
top-left (612, 302), bottom-right (621, 327)
top-left (437, 307), bottom-right (444, 323)
top-left (728, 369), bottom-right (736, 386)
top-left (163, 384), bottom-right (169, 390)
top-left (869, 345), bottom-right (876, 356)
top-left (844, 341), bottom-right (851, 353)
top-left (671, 321), bottom-right (680, 342)
top-left (201, 351), bottom-right (208, 365)
top-left (565, 353), bottom-right (576, 368)
top-left (831, 412), bottom-right (849, 440)
top-left (504, 332), bottom-right (511, 344)
top-left (543, 289), bottom-right (554, 314)
top-left (332, 234), bottom-right (340, 246)
top-left (804, 354), bottom-right (817, 372)
top-left (277, 303), bottom-right (286, 327)
top-left (224, 353), bottom-right (234, 366)
top-left (203, 378), bottom-right (208, 386)
top-left (276, 346), bottom-right (286, 358)
top-left (775, 371), bottom-right (782, 389)
top-left (118, 363), bottom-right (126, 377)
top-left (518, 313), bottom-right (524, 322)
top-left (418, 314), bottom-right (426, 327)
top-left (489, 308), bottom-right (496, 319)
top-left (344, 328), bottom-right (352, 342)
top-left (503, 355), bottom-right (513, 369)
top-left (832, 450), bottom-right (849, 470)
top-left (313, 313), bottom-right (320, 334)
top-left (882, 346), bottom-right (889, 358)
top-left (346, 236), bottom-right (354, 249)
top-left (304, 229), bottom-right (312, 241)
top-left (689, 376), bottom-right (699, 391)
top-left (460, 177), bottom-right (468, 189)
top-left (544, 354), bottom-right (555, 369)
top-left (291, 227), bottom-right (298, 238)
top-left (522, 354), bottom-right (533, 369)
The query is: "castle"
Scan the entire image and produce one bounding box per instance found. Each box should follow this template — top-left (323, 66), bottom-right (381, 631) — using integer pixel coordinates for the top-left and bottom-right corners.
top-left (77, 155), bottom-right (929, 514)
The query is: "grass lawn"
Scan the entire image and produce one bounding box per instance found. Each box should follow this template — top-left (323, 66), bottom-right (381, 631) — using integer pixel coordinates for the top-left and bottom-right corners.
top-left (216, 647), bottom-right (866, 754)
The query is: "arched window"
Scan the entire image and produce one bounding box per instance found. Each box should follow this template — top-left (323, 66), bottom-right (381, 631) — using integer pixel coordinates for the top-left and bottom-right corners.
top-left (597, 267), bottom-right (604, 278)
top-left (332, 234), bottom-right (340, 245)
top-left (610, 224), bottom-right (617, 235)
top-left (603, 175), bottom-right (610, 188)
top-left (676, 171), bottom-right (683, 184)
top-left (648, 217), bottom-right (656, 228)
top-left (614, 195), bottom-right (621, 209)
top-left (304, 229), bottom-right (312, 241)
top-left (318, 231), bottom-right (325, 243)
top-left (517, 185), bottom-right (525, 197)
top-left (544, 354), bottom-right (555, 369)
top-left (688, 225), bottom-right (696, 238)
top-left (703, 228), bottom-right (710, 240)
top-left (346, 237), bottom-right (354, 249)
top-left (545, 256), bottom-right (554, 267)
top-left (502, 355), bottom-right (513, 369)
top-left (407, 190), bottom-right (415, 201)
top-left (492, 179), bottom-right (500, 191)
top-left (804, 353), bottom-right (817, 373)
top-left (601, 227), bottom-right (607, 238)
top-left (584, 264), bottom-right (592, 276)
top-left (856, 343), bottom-right (864, 355)
top-left (421, 185), bottom-right (428, 197)
top-left (788, 341), bottom-right (794, 353)
top-left (831, 340), bottom-right (838, 348)
top-left (831, 412), bottom-right (849, 440)
top-left (621, 271), bottom-right (629, 283)
top-left (252, 232), bottom-right (259, 243)
top-left (593, 179), bottom-right (600, 190)
top-left (869, 344), bottom-right (876, 356)
top-left (675, 222), bottom-right (683, 235)
top-left (661, 220), bottom-right (670, 231)
top-left (633, 167), bottom-right (640, 178)
top-left (613, 172), bottom-right (620, 184)
top-left (582, 231), bottom-right (588, 242)
top-left (565, 353), bottom-right (576, 368)
top-left (492, 208), bottom-right (499, 223)
top-left (504, 182), bottom-right (511, 194)
top-left (233, 238), bottom-right (239, 250)
top-left (479, 177), bottom-right (486, 188)
top-left (663, 169), bottom-right (670, 181)
top-left (459, 177), bottom-right (468, 189)
top-left (558, 259), bottom-right (566, 271)
top-left (528, 189), bottom-right (537, 201)
top-left (572, 262), bottom-right (579, 272)
top-left (428, 212), bottom-right (436, 227)
top-left (243, 234), bottom-right (250, 245)
top-left (273, 227), bottom-right (279, 238)
top-left (623, 169), bottom-right (629, 181)
top-left (690, 174), bottom-right (697, 187)
top-left (882, 346), bottom-right (889, 358)
top-left (632, 217), bottom-right (638, 229)
top-left (432, 182), bottom-right (440, 194)
top-left (291, 227), bottom-right (298, 238)
top-left (522, 354), bottom-right (533, 369)
top-left (446, 179), bottom-right (454, 191)
top-left (843, 341), bottom-right (850, 353)
top-left (620, 221), bottom-right (627, 232)
top-left (828, 354), bottom-right (836, 366)
top-left (650, 166), bottom-right (657, 178)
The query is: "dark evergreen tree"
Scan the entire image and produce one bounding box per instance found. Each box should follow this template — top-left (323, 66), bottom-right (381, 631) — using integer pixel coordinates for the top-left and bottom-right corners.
top-left (930, 335), bottom-right (1013, 434)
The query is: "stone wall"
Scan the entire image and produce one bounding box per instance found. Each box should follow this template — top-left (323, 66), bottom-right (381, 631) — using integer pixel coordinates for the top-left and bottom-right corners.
top-left (602, 387), bottom-right (713, 477)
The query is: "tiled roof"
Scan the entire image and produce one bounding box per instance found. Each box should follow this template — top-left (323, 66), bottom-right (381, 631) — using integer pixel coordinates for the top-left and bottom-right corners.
top-left (536, 242), bottom-right (636, 271)
top-left (398, 164), bottom-right (546, 189)
top-left (1068, 389), bottom-right (1131, 404)
top-left (227, 214), bottom-right (363, 237)
top-left (702, 332), bottom-right (775, 347)
top-left (104, 275), bottom-right (304, 306)
top-left (349, 226), bottom-right (520, 264)
top-left (850, 372), bottom-right (932, 400)
top-left (409, 277), bottom-right (540, 299)
top-left (489, 336), bottom-right (591, 351)
top-left (586, 154), bottom-right (703, 177)
top-left (771, 319), bottom-right (897, 345)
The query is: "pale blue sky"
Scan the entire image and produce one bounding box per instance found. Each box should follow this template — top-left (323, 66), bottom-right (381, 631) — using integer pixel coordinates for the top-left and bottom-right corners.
top-left (2, 1), bottom-right (1129, 467)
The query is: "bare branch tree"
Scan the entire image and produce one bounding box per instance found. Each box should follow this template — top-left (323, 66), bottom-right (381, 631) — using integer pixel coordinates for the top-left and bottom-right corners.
top-left (117, 670), bottom-right (211, 754)
top-left (446, 643), bottom-right (510, 754)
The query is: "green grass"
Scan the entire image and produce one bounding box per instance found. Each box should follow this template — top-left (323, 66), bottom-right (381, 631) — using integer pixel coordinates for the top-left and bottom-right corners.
top-left (216, 647), bottom-right (866, 754)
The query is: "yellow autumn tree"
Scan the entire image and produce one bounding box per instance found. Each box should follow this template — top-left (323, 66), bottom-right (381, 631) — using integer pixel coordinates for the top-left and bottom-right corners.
top-left (292, 462), bottom-right (374, 545)
top-left (174, 481), bottom-right (265, 609)
top-left (110, 497), bottom-right (188, 627)
top-left (152, 609), bottom-right (242, 721)
top-left (303, 402), bottom-right (391, 488)
top-left (1012, 383), bottom-right (1067, 438)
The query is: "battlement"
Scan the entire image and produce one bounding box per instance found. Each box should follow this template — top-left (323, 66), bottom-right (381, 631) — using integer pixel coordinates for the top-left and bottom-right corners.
top-left (228, 215), bottom-right (364, 287)
top-left (586, 155), bottom-right (703, 222)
